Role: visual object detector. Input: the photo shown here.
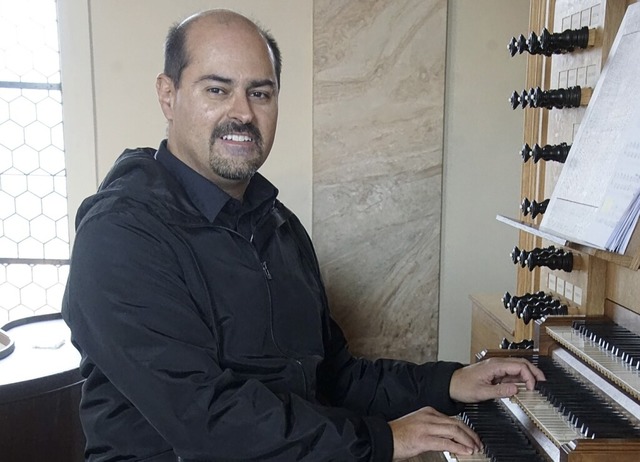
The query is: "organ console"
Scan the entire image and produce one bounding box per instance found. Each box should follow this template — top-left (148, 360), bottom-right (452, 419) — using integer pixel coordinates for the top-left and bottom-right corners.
top-left (447, 302), bottom-right (640, 461)
top-left (468, 0), bottom-right (640, 460)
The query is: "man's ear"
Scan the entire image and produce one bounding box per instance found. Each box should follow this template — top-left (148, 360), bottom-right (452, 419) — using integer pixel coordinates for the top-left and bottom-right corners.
top-left (156, 73), bottom-right (176, 121)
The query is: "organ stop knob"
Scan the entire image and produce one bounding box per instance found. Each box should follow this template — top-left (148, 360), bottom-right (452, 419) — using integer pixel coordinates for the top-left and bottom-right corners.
top-left (521, 197), bottom-right (550, 218)
top-left (521, 142), bottom-right (570, 163)
top-left (508, 26), bottom-right (593, 56)
top-left (510, 86), bottom-right (588, 110)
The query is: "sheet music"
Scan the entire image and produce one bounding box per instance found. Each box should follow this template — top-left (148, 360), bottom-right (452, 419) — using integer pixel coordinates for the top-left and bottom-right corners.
top-left (540, 3), bottom-right (640, 254)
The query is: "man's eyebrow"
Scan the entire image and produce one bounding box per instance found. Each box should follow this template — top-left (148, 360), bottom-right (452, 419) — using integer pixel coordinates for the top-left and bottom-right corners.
top-left (196, 74), bottom-right (276, 89)
top-left (196, 74), bottom-right (233, 85)
top-left (249, 79), bottom-right (276, 89)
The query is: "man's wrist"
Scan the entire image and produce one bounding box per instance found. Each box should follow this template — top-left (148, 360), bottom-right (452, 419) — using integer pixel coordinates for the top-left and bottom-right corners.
top-left (363, 416), bottom-right (394, 461)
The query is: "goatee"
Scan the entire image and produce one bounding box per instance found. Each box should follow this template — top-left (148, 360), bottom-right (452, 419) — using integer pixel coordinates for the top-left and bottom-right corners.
top-left (209, 121), bottom-right (264, 180)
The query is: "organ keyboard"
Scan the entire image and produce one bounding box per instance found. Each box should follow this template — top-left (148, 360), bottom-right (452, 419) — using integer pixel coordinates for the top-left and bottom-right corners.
top-left (445, 304), bottom-right (640, 462)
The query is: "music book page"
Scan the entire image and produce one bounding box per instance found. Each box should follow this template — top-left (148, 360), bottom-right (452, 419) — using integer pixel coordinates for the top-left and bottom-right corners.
top-left (540, 3), bottom-right (640, 254)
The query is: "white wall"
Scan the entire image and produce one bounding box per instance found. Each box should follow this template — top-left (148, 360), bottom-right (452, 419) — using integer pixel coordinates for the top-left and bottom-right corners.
top-left (439, 0), bottom-right (530, 362)
top-left (58, 0), bottom-right (313, 237)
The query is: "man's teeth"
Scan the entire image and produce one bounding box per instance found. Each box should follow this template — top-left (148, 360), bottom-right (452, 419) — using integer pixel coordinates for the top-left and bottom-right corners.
top-left (222, 134), bottom-right (253, 142)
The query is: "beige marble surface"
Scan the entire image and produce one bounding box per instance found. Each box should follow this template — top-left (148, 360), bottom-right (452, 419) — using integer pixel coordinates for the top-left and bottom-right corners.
top-left (313, 0), bottom-right (447, 363)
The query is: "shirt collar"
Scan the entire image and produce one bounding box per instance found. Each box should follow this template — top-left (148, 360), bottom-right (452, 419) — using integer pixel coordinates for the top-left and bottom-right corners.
top-left (154, 139), bottom-right (278, 222)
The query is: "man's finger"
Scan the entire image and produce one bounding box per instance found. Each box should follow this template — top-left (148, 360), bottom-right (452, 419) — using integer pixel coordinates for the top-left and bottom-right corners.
top-left (488, 358), bottom-right (545, 390)
top-left (411, 408), bottom-right (483, 450)
top-left (424, 436), bottom-right (477, 457)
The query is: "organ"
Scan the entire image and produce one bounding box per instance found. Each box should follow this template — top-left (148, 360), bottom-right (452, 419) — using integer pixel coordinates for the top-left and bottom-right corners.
top-left (466, 0), bottom-right (640, 460)
top-left (448, 303), bottom-right (640, 461)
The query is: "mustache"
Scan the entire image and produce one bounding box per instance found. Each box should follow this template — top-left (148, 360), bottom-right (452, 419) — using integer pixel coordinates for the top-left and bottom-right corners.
top-left (211, 121), bottom-right (263, 146)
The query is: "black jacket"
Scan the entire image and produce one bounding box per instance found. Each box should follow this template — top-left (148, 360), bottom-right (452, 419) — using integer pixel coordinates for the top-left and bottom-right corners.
top-left (62, 146), bottom-right (463, 462)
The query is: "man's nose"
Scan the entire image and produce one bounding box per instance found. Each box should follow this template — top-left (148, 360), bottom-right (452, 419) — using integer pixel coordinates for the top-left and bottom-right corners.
top-left (227, 93), bottom-right (254, 124)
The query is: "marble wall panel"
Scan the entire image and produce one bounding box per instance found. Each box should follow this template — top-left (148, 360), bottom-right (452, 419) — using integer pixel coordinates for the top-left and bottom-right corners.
top-left (313, 0), bottom-right (447, 363)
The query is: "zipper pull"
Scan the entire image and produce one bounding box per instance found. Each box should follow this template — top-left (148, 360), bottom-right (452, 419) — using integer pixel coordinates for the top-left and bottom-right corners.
top-left (261, 261), bottom-right (272, 280)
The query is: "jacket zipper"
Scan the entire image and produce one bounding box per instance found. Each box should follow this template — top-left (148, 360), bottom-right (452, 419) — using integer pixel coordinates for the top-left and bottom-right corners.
top-left (261, 261), bottom-right (272, 280)
top-left (208, 224), bottom-right (309, 398)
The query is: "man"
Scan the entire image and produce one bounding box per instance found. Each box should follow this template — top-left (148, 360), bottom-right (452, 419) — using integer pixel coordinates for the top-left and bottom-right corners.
top-left (63, 9), bottom-right (544, 462)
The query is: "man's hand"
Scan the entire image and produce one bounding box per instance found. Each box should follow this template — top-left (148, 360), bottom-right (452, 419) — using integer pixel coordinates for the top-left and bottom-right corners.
top-left (389, 406), bottom-right (482, 461)
top-left (449, 357), bottom-right (546, 403)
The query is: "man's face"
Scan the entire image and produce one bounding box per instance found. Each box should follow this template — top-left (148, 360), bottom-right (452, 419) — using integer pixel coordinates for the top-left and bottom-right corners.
top-left (159, 17), bottom-right (278, 189)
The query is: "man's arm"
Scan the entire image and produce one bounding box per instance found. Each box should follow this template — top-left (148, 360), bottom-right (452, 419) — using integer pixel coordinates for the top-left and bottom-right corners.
top-left (287, 213), bottom-right (545, 461)
top-left (315, 295), bottom-right (544, 460)
top-left (317, 316), bottom-right (465, 419)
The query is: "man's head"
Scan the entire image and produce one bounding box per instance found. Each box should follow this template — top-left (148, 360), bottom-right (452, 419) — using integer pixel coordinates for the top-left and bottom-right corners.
top-left (162, 11), bottom-right (282, 90)
top-left (156, 10), bottom-right (281, 199)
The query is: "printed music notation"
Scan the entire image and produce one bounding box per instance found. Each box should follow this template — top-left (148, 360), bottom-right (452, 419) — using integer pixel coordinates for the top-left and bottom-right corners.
top-left (540, 3), bottom-right (640, 254)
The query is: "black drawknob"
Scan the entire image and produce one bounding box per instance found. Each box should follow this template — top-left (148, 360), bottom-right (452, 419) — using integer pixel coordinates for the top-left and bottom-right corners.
top-left (502, 291), bottom-right (512, 310)
top-left (526, 247), bottom-right (573, 272)
top-left (527, 31), bottom-right (542, 55)
top-left (529, 199), bottom-right (550, 218)
top-left (529, 86), bottom-right (582, 109)
top-left (521, 197), bottom-right (550, 218)
top-left (521, 142), bottom-right (571, 163)
top-left (510, 86), bottom-right (583, 110)
top-left (517, 34), bottom-right (529, 54)
top-left (522, 303), bottom-right (568, 325)
top-left (500, 338), bottom-right (534, 349)
top-left (509, 27), bottom-right (590, 57)
top-left (506, 291), bottom-right (548, 314)
top-left (539, 26), bottom-right (590, 54)
top-left (510, 90), bottom-right (522, 109)
top-left (510, 246), bottom-right (521, 265)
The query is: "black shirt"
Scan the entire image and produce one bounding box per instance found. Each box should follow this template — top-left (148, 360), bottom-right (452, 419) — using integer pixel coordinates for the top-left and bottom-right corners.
top-left (154, 139), bottom-right (278, 239)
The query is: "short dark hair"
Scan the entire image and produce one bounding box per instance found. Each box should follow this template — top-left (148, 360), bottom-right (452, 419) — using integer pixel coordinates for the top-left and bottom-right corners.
top-left (163, 15), bottom-right (282, 89)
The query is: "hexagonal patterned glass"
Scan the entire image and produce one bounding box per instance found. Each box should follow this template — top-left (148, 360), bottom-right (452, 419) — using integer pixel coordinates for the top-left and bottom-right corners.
top-left (0, 0), bottom-right (68, 323)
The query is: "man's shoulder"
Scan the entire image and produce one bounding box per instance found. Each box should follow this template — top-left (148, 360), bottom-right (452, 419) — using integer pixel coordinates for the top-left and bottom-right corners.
top-left (100, 147), bottom-right (160, 189)
top-left (76, 145), bottom-right (204, 227)
top-left (75, 189), bottom-right (156, 233)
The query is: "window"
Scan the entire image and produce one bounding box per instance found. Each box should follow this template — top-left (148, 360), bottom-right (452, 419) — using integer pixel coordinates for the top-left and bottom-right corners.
top-left (0, 0), bottom-right (68, 324)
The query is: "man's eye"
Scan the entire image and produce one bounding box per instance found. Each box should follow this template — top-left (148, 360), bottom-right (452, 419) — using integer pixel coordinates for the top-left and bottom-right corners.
top-left (251, 91), bottom-right (270, 99)
top-left (207, 87), bottom-right (224, 94)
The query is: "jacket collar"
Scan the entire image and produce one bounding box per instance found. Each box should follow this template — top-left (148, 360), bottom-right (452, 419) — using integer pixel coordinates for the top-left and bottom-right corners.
top-left (79, 142), bottom-right (281, 234)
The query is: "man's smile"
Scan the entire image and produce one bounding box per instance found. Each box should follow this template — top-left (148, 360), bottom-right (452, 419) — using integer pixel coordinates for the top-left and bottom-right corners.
top-left (221, 133), bottom-right (254, 142)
